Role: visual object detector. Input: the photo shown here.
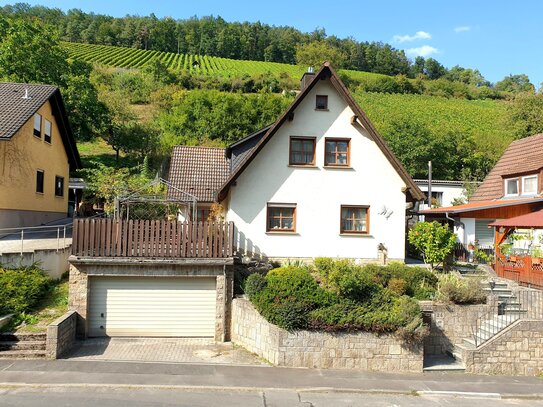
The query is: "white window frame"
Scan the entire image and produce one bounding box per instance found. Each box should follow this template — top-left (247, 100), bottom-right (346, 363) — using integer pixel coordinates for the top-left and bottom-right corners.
top-left (44, 119), bottom-right (52, 144)
top-left (33, 113), bottom-right (42, 138)
top-left (504, 178), bottom-right (519, 197)
top-left (522, 175), bottom-right (538, 196)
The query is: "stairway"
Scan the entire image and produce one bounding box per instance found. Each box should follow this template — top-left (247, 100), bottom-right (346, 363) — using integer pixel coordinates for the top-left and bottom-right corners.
top-left (0, 332), bottom-right (47, 359)
top-left (452, 280), bottom-right (527, 360)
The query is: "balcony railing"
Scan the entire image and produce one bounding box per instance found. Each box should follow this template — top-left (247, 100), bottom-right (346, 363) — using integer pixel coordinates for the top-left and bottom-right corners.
top-left (72, 218), bottom-right (234, 259)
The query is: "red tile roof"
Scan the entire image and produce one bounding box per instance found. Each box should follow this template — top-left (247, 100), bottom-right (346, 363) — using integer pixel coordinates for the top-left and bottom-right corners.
top-left (489, 209), bottom-right (543, 228)
top-left (420, 197), bottom-right (543, 214)
top-left (471, 133), bottom-right (543, 202)
top-left (168, 146), bottom-right (229, 202)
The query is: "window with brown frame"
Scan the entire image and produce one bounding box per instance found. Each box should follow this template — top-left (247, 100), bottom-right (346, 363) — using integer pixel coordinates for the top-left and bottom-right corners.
top-left (267, 203), bottom-right (296, 232)
top-left (340, 205), bottom-right (369, 234)
top-left (289, 137), bottom-right (316, 165)
top-left (196, 208), bottom-right (211, 222)
top-left (325, 138), bottom-right (350, 166)
top-left (316, 95), bottom-right (328, 110)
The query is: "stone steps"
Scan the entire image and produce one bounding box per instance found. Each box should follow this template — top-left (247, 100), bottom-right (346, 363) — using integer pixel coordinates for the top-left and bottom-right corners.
top-left (0, 332), bottom-right (47, 359)
top-left (0, 349), bottom-right (47, 359)
top-left (423, 355), bottom-right (465, 373)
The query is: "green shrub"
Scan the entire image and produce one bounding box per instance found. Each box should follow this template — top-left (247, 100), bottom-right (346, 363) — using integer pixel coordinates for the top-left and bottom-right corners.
top-left (335, 268), bottom-right (381, 302)
top-left (244, 273), bottom-right (266, 299)
top-left (436, 274), bottom-right (486, 304)
top-left (388, 278), bottom-right (407, 296)
top-left (0, 266), bottom-right (50, 315)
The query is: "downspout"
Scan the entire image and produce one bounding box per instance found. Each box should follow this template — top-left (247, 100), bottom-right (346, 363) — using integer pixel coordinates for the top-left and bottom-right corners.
top-left (445, 212), bottom-right (465, 246)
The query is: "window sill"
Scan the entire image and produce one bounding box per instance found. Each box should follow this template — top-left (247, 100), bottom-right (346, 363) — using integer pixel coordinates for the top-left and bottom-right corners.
top-left (55, 195), bottom-right (64, 198)
top-left (36, 192), bottom-right (44, 195)
top-left (266, 231), bottom-right (299, 235)
top-left (315, 108), bottom-right (329, 112)
top-left (45, 141), bottom-right (52, 145)
top-left (323, 165), bottom-right (353, 170)
top-left (288, 164), bottom-right (318, 168)
top-left (33, 135), bottom-right (42, 140)
top-left (340, 233), bottom-right (373, 237)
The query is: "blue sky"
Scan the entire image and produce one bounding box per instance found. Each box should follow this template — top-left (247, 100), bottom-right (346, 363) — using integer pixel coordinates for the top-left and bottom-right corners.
top-left (3, 0), bottom-right (542, 86)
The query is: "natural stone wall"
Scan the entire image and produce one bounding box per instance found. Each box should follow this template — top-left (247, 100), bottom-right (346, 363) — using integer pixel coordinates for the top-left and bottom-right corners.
top-left (46, 311), bottom-right (77, 359)
top-left (232, 298), bottom-right (423, 372)
top-left (463, 320), bottom-right (543, 376)
top-left (423, 301), bottom-right (497, 355)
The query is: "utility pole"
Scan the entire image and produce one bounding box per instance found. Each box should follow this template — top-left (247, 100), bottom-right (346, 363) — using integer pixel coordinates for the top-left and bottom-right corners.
top-left (428, 160), bottom-right (433, 209)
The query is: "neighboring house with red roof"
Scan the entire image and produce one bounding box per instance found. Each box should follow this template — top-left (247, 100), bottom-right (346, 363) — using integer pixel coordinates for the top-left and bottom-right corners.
top-left (168, 63), bottom-right (424, 262)
top-left (422, 133), bottom-right (543, 250)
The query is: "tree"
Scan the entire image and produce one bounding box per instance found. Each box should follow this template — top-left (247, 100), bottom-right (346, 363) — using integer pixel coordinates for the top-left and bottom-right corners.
top-left (408, 222), bottom-right (456, 271)
top-left (495, 74), bottom-right (534, 93)
top-left (508, 92), bottom-right (543, 138)
top-left (295, 41), bottom-right (347, 69)
top-left (424, 58), bottom-right (447, 80)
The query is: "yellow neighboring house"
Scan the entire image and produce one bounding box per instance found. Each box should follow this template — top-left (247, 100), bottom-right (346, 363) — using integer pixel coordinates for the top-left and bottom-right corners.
top-left (0, 82), bottom-right (81, 229)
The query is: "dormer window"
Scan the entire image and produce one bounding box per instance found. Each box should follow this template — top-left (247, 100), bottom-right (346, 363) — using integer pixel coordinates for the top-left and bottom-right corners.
top-left (505, 178), bottom-right (519, 196)
top-left (316, 95), bottom-right (328, 110)
top-left (522, 175), bottom-right (538, 195)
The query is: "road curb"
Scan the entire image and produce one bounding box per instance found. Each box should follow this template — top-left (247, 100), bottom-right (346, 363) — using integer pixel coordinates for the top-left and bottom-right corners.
top-left (2, 382), bottom-right (541, 400)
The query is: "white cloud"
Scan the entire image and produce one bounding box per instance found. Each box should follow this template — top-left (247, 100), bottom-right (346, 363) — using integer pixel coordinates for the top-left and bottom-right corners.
top-left (392, 31), bottom-right (432, 43)
top-left (454, 26), bottom-right (471, 33)
top-left (405, 45), bottom-right (439, 58)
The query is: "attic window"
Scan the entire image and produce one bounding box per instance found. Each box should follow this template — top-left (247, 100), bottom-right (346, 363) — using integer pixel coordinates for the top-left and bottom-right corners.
top-left (316, 95), bottom-right (328, 110)
top-left (44, 120), bottom-right (52, 144)
top-left (33, 113), bottom-right (42, 138)
top-left (289, 137), bottom-right (316, 166)
top-left (522, 175), bottom-right (538, 195)
top-left (504, 178), bottom-right (519, 197)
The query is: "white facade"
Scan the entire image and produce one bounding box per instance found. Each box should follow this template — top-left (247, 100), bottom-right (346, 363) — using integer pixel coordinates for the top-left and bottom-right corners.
top-left (225, 79), bottom-right (409, 261)
top-left (416, 180), bottom-right (464, 210)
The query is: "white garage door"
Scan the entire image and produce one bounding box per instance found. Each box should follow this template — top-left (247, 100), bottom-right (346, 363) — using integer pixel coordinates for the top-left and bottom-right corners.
top-left (88, 277), bottom-right (216, 337)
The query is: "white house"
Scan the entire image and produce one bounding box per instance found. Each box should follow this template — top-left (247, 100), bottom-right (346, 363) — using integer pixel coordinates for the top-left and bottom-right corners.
top-left (169, 62), bottom-right (424, 262)
top-left (415, 179), bottom-right (465, 210)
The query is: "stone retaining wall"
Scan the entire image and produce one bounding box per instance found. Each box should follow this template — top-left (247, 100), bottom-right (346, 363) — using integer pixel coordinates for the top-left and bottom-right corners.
top-left (231, 298), bottom-right (423, 372)
top-left (46, 311), bottom-right (77, 359)
top-left (423, 301), bottom-right (497, 355)
top-left (463, 320), bottom-right (543, 376)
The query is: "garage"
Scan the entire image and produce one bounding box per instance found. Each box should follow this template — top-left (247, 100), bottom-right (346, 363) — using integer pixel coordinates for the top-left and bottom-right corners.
top-left (88, 277), bottom-right (217, 337)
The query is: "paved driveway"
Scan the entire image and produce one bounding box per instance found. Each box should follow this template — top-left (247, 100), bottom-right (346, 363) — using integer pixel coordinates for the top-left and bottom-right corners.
top-left (66, 338), bottom-right (266, 365)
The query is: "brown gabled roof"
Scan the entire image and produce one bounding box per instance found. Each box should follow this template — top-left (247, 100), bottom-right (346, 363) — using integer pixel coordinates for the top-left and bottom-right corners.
top-left (216, 62), bottom-right (424, 202)
top-left (471, 133), bottom-right (543, 202)
top-left (168, 146), bottom-right (229, 202)
top-left (0, 82), bottom-right (81, 170)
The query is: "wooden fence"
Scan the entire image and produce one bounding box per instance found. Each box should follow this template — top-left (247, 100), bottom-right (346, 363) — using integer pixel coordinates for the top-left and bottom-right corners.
top-left (72, 219), bottom-right (234, 258)
top-left (496, 253), bottom-right (543, 289)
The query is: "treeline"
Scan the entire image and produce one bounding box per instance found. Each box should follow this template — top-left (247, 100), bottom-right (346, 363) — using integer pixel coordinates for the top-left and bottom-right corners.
top-left (0, 2), bottom-right (521, 89)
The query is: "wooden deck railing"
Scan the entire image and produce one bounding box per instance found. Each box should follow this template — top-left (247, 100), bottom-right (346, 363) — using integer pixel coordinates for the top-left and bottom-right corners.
top-left (72, 219), bottom-right (234, 258)
top-left (496, 253), bottom-right (543, 289)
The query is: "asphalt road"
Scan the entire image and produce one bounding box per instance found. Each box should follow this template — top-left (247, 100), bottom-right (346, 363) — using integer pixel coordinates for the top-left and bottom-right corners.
top-left (1, 387), bottom-right (542, 407)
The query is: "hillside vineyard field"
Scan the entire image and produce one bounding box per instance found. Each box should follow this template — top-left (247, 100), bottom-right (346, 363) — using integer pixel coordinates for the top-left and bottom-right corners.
top-left (64, 41), bottom-right (515, 159)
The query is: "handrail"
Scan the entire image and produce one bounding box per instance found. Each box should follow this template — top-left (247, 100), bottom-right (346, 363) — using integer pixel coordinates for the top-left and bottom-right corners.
top-left (0, 223), bottom-right (74, 255)
top-left (473, 289), bottom-right (543, 347)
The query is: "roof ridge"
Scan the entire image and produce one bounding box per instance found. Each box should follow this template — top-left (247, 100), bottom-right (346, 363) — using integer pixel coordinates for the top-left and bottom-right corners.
top-left (173, 145), bottom-right (226, 150)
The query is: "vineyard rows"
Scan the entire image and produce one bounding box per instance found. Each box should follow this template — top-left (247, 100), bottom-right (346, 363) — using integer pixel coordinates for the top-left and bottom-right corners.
top-left (63, 42), bottom-right (306, 78)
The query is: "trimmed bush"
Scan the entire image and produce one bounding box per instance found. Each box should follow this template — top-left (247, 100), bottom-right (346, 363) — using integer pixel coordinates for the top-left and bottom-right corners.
top-left (248, 260), bottom-right (432, 338)
top-left (0, 266), bottom-right (50, 315)
top-left (436, 274), bottom-right (486, 304)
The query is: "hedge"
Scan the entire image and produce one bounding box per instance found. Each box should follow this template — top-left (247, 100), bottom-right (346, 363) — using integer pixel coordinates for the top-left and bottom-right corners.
top-left (0, 266), bottom-right (50, 315)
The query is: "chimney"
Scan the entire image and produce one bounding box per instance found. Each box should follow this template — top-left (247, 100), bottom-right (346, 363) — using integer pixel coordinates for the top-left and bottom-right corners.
top-left (300, 67), bottom-right (316, 91)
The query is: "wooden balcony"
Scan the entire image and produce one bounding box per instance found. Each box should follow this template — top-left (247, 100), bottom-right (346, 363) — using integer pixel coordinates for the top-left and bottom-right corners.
top-left (72, 218), bottom-right (234, 259)
top-left (496, 252), bottom-right (543, 289)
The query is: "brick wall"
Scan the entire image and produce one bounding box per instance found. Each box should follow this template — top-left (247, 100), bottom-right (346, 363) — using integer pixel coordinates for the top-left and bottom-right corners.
top-left (424, 301), bottom-right (497, 355)
top-left (46, 311), bottom-right (77, 359)
top-left (463, 320), bottom-right (543, 376)
top-left (232, 298), bottom-right (423, 372)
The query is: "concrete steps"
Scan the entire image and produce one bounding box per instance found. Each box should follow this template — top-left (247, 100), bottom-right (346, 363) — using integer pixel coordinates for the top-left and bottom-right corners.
top-left (423, 354), bottom-right (465, 373)
top-left (0, 332), bottom-right (46, 359)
